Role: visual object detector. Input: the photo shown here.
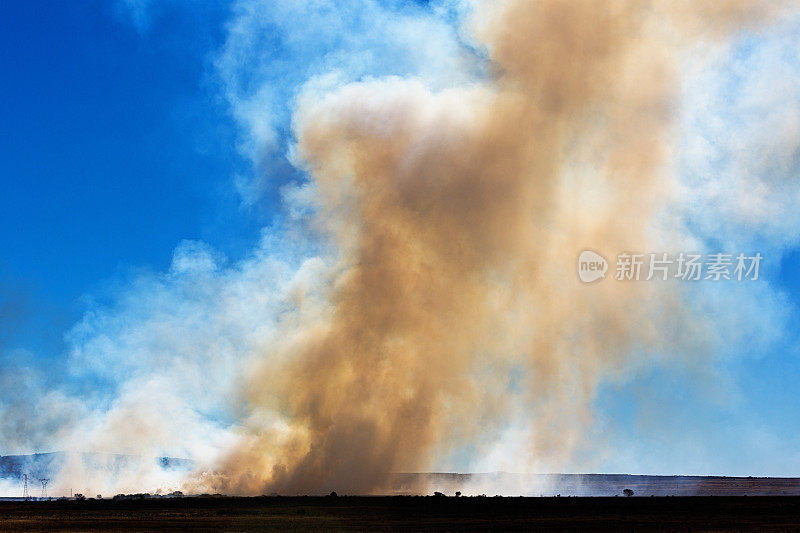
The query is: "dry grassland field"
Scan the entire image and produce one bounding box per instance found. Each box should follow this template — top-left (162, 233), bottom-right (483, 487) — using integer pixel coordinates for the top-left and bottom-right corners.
top-left (2, 495), bottom-right (800, 532)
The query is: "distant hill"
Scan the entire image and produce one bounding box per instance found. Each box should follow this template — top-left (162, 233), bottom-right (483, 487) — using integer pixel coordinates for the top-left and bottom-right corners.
top-left (0, 452), bottom-right (192, 482)
top-left (388, 472), bottom-right (800, 497)
top-left (3, 457), bottom-right (799, 496)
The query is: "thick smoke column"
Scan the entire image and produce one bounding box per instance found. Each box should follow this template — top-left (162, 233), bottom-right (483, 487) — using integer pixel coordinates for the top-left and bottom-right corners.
top-left (197, 0), bottom-right (793, 494)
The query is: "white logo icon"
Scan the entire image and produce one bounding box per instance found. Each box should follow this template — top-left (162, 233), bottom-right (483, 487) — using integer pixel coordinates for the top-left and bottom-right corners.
top-left (578, 250), bottom-right (608, 283)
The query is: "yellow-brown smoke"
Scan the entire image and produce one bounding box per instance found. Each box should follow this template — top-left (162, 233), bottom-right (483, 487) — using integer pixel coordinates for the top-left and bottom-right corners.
top-left (198, 0), bottom-right (795, 495)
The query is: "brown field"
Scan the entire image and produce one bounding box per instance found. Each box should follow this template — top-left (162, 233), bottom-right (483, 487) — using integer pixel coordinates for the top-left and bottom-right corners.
top-left (2, 495), bottom-right (800, 531)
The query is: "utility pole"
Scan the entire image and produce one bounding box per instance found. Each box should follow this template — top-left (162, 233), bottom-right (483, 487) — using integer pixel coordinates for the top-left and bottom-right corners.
top-left (39, 478), bottom-right (49, 499)
top-left (22, 474), bottom-right (30, 501)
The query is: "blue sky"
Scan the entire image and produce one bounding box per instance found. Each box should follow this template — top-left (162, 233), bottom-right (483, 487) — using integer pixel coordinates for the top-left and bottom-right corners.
top-left (2, 0), bottom-right (800, 488)
top-left (0, 2), bottom-right (262, 359)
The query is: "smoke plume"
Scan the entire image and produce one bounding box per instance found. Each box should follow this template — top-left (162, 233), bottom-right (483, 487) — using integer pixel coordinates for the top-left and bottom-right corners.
top-left (192, 0), bottom-right (794, 494)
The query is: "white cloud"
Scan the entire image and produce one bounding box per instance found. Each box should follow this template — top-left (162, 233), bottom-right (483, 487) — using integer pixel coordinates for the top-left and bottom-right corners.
top-left (678, 17), bottom-right (800, 250)
top-left (214, 0), bottom-right (481, 204)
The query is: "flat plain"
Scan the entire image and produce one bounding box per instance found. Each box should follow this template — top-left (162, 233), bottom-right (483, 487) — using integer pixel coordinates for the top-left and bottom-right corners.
top-left (3, 495), bottom-right (800, 531)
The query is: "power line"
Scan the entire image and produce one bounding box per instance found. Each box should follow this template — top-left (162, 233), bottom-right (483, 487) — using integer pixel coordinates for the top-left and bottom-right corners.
top-left (39, 478), bottom-right (49, 499)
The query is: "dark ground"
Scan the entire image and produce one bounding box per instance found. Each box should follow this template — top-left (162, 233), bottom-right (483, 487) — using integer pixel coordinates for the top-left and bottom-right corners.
top-left (3, 496), bottom-right (800, 531)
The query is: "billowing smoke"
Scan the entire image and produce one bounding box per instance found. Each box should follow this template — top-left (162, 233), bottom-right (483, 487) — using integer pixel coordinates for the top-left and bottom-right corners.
top-left (195, 0), bottom-right (796, 494)
top-left (3, 0), bottom-right (800, 496)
